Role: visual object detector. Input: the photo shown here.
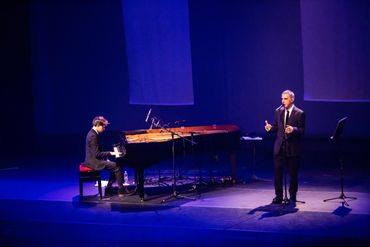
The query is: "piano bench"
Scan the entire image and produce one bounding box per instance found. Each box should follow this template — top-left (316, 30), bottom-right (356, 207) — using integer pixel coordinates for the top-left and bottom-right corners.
top-left (79, 164), bottom-right (102, 200)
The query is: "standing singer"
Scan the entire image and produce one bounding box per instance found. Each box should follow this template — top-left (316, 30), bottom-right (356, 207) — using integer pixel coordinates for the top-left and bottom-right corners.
top-left (264, 90), bottom-right (305, 204)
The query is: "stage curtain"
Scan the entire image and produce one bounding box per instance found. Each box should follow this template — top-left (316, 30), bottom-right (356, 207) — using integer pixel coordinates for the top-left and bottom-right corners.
top-left (301, 0), bottom-right (370, 102)
top-left (122, 0), bottom-right (194, 105)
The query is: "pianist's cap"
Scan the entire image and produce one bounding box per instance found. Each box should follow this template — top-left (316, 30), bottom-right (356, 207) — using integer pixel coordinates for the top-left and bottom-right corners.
top-left (92, 116), bottom-right (110, 127)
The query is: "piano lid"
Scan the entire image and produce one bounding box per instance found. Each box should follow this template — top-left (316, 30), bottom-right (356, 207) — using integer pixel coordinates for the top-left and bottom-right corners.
top-left (123, 124), bottom-right (240, 144)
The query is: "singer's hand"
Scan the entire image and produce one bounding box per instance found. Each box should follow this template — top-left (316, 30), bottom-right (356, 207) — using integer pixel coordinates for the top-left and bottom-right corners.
top-left (265, 120), bottom-right (272, 132)
top-left (285, 125), bottom-right (294, 134)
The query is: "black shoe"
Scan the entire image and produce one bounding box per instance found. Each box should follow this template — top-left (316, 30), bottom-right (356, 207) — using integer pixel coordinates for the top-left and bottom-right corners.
top-left (289, 194), bottom-right (297, 203)
top-left (104, 187), bottom-right (117, 197)
top-left (272, 196), bottom-right (283, 204)
top-left (118, 187), bottom-right (129, 197)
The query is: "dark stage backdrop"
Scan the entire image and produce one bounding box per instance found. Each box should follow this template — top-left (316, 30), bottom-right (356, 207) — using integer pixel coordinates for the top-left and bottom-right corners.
top-left (2, 0), bottom-right (370, 157)
top-left (27, 0), bottom-right (228, 136)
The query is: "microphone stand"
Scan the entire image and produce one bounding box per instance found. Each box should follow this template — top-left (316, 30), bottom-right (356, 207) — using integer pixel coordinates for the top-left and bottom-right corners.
top-left (187, 132), bottom-right (205, 195)
top-left (156, 121), bottom-right (197, 203)
top-left (282, 121), bottom-right (305, 207)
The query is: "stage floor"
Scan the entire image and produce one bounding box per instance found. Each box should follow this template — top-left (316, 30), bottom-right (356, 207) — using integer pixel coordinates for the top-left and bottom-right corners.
top-left (1, 141), bottom-right (370, 246)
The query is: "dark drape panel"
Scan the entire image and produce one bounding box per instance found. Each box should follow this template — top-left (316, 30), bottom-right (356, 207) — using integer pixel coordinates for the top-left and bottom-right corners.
top-left (29, 1), bottom-right (128, 134)
top-left (122, 0), bottom-right (194, 105)
top-left (301, 0), bottom-right (370, 102)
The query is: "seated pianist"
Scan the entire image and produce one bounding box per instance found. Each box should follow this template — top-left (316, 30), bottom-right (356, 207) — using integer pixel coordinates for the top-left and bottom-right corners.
top-left (84, 116), bottom-right (129, 197)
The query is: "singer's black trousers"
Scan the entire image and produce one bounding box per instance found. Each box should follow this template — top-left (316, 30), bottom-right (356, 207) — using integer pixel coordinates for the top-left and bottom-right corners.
top-left (273, 148), bottom-right (300, 198)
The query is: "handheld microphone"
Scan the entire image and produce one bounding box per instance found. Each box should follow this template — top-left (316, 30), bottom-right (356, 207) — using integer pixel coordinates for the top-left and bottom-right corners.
top-left (145, 108), bottom-right (152, 122)
top-left (276, 104), bottom-right (284, 110)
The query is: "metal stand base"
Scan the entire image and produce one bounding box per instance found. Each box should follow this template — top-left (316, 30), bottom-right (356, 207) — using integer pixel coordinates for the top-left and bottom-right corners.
top-left (250, 174), bottom-right (272, 182)
top-left (161, 190), bottom-right (196, 203)
top-left (323, 194), bottom-right (357, 207)
top-left (282, 170), bottom-right (305, 206)
top-left (323, 159), bottom-right (357, 207)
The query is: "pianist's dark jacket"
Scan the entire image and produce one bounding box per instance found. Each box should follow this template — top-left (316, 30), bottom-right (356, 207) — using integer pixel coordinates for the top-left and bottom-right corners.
top-left (84, 129), bottom-right (112, 170)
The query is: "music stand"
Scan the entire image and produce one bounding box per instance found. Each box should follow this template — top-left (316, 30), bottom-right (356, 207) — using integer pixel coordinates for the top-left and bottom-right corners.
top-left (323, 117), bottom-right (357, 206)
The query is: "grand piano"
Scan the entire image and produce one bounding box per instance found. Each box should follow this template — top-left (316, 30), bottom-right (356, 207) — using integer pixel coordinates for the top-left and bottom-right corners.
top-left (116, 124), bottom-right (240, 200)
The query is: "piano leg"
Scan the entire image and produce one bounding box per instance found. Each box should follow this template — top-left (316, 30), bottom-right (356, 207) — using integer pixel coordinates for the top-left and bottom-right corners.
top-left (134, 167), bottom-right (145, 201)
top-left (230, 151), bottom-right (237, 184)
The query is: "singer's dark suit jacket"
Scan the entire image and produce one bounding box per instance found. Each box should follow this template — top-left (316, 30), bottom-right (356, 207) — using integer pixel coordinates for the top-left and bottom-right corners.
top-left (84, 129), bottom-right (112, 170)
top-left (269, 105), bottom-right (305, 157)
